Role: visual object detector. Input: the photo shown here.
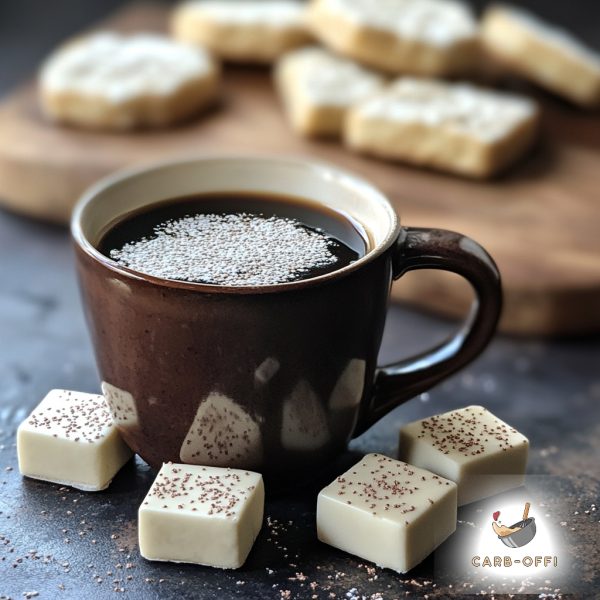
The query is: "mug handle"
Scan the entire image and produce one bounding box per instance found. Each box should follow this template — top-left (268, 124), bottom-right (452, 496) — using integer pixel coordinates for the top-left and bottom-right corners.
top-left (354, 227), bottom-right (502, 436)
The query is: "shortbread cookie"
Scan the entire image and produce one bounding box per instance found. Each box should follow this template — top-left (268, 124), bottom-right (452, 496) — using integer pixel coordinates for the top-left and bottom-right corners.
top-left (275, 46), bottom-right (385, 137)
top-left (481, 5), bottom-right (600, 108)
top-left (172, 0), bottom-right (312, 64)
top-left (40, 32), bottom-right (220, 130)
top-left (307, 0), bottom-right (478, 76)
top-left (345, 78), bottom-right (540, 178)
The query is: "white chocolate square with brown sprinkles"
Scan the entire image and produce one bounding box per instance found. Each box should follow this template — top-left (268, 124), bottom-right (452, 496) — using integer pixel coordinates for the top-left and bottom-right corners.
top-left (399, 405), bottom-right (529, 505)
top-left (138, 463), bottom-right (264, 568)
top-left (17, 389), bottom-right (133, 491)
top-left (317, 453), bottom-right (457, 573)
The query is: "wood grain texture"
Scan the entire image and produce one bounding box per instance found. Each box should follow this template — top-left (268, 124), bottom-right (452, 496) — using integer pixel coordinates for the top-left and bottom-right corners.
top-left (0, 3), bottom-right (599, 336)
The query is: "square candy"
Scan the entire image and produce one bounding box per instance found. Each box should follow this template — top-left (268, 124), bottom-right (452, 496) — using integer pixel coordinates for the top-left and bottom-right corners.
top-left (317, 453), bottom-right (457, 573)
top-left (17, 389), bottom-right (133, 491)
top-left (399, 405), bottom-right (529, 506)
top-left (139, 463), bottom-right (264, 569)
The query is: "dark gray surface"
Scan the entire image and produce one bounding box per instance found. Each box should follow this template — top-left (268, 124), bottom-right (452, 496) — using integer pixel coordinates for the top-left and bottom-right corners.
top-left (1, 1), bottom-right (600, 599)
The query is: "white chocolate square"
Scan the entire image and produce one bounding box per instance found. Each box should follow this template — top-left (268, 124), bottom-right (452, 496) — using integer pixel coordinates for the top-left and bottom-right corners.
top-left (399, 405), bottom-right (529, 506)
top-left (317, 453), bottom-right (457, 573)
top-left (275, 46), bottom-right (385, 137)
top-left (346, 77), bottom-right (540, 178)
top-left (138, 463), bottom-right (264, 568)
top-left (17, 389), bottom-right (133, 492)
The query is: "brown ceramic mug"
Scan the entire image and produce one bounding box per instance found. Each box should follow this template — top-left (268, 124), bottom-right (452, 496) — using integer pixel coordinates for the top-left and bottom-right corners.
top-left (72, 157), bottom-right (502, 474)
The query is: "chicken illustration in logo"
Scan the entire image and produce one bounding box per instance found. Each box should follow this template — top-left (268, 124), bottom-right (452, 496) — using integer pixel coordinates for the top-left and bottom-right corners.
top-left (492, 502), bottom-right (537, 548)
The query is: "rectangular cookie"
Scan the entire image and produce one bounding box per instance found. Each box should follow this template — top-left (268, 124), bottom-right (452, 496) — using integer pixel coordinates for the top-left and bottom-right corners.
top-left (307, 0), bottom-right (479, 76)
top-left (40, 32), bottom-right (220, 131)
top-left (345, 78), bottom-right (540, 178)
top-left (172, 0), bottom-right (312, 63)
top-left (275, 46), bottom-right (385, 137)
top-left (482, 5), bottom-right (600, 108)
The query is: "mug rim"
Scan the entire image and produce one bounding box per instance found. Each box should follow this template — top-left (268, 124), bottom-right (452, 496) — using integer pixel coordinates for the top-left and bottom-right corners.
top-left (71, 155), bottom-right (402, 295)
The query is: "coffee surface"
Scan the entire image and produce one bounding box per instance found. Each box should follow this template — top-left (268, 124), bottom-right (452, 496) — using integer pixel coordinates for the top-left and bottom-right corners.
top-left (99, 193), bottom-right (365, 286)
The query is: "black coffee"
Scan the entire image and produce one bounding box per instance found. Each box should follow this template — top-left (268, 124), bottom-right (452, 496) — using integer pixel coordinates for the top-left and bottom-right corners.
top-left (99, 192), bottom-right (367, 286)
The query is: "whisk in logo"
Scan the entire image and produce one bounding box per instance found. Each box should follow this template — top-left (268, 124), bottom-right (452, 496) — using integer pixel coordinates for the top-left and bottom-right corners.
top-left (491, 501), bottom-right (536, 548)
top-left (471, 501), bottom-right (559, 574)
top-left (435, 479), bottom-right (574, 595)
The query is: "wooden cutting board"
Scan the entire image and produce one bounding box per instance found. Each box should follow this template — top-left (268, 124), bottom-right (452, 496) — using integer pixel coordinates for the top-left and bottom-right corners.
top-left (0, 3), bottom-right (599, 336)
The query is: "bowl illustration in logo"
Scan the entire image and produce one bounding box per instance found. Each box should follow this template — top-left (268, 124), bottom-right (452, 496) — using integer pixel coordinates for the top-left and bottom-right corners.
top-left (498, 517), bottom-right (536, 548)
top-left (492, 502), bottom-right (537, 548)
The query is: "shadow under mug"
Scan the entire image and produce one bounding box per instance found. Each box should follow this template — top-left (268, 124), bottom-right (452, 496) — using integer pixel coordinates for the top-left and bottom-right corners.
top-left (71, 157), bottom-right (502, 474)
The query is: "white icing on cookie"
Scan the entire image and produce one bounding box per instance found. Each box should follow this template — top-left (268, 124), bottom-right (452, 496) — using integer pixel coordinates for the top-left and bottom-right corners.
top-left (496, 5), bottom-right (600, 70)
top-left (41, 32), bottom-right (215, 104)
top-left (324, 0), bottom-right (477, 47)
top-left (184, 0), bottom-right (306, 26)
top-left (279, 46), bottom-right (384, 105)
top-left (356, 78), bottom-right (538, 142)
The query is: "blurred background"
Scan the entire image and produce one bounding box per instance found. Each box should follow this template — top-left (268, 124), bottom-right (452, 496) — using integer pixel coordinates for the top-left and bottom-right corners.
top-left (2, 0), bottom-right (599, 91)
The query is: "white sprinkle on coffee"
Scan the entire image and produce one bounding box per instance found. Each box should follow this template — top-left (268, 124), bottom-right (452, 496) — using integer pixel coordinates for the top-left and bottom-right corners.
top-left (109, 213), bottom-right (342, 286)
